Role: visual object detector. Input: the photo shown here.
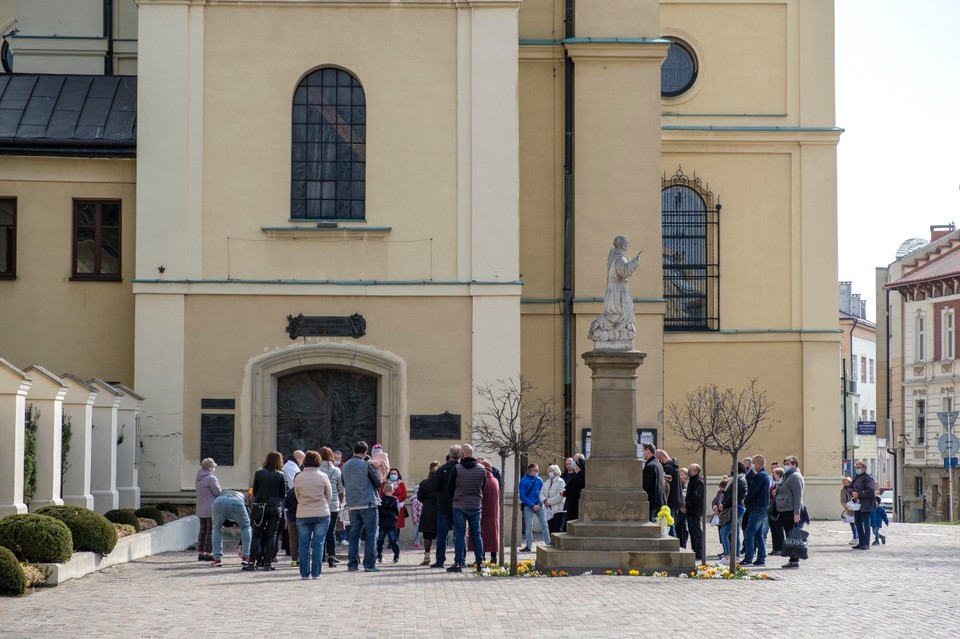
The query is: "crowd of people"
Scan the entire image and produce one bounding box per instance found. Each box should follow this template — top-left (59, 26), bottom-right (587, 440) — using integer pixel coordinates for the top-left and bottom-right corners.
top-left (195, 441), bottom-right (884, 576)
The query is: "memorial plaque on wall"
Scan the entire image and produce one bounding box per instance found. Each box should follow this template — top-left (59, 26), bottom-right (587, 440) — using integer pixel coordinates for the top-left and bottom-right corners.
top-left (201, 398), bottom-right (235, 410)
top-left (410, 412), bottom-right (461, 440)
top-left (285, 313), bottom-right (366, 339)
top-left (201, 414), bottom-right (235, 466)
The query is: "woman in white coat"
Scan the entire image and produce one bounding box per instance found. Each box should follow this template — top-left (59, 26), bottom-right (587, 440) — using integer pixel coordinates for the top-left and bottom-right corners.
top-left (540, 464), bottom-right (566, 534)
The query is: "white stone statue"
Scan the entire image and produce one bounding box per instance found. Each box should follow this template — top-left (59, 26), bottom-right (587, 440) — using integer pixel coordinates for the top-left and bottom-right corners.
top-left (588, 235), bottom-right (642, 351)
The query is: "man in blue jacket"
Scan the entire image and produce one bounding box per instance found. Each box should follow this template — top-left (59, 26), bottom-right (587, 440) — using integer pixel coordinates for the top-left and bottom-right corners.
top-left (341, 441), bottom-right (382, 572)
top-left (741, 454), bottom-right (770, 567)
top-left (519, 463), bottom-right (550, 552)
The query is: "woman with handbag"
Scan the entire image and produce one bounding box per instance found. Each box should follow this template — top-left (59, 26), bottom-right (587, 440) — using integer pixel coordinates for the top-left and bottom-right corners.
top-left (294, 450), bottom-right (333, 579)
top-left (776, 455), bottom-right (805, 569)
top-left (247, 450), bottom-right (287, 572)
top-left (540, 464), bottom-right (566, 534)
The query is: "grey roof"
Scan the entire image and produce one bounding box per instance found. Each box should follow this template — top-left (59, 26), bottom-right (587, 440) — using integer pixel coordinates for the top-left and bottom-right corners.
top-left (0, 74), bottom-right (136, 157)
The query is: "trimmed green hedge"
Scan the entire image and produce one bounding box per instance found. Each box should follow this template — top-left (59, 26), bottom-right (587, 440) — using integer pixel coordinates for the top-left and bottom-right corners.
top-left (0, 546), bottom-right (26, 596)
top-left (104, 509), bottom-right (142, 532)
top-left (152, 503), bottom-right (180, 517)
top-left (0, 514), bottom-right (72, 563)
top-left (134, 506), bottom-right (165, 528)
top-left (34, 506), bottom-right (118, 556)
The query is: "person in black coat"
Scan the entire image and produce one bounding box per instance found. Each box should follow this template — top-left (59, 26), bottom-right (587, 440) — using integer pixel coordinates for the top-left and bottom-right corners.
top-left (561, 457), bottom-right (585, 531)
top-left (657, 450), bottom-right (682, 536)
top-left (641, 443), bottom-right (664, 522)
top-left (682, 463), bottom-right (706, 563)
top-left (416, 461), bottom-right (440, 565)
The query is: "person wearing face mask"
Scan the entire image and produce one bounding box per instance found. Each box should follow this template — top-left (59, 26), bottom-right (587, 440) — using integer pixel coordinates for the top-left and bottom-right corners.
top-left (540, 464), bottom-right (566, 535)
top-left (518, 463), bottom-right (551, 552)
top-left (849, 461), bottom-right (876, 550)
top-left (774, 455), bottom-right (805, 568)
top-left (381, 467), bottom-right (408, 533)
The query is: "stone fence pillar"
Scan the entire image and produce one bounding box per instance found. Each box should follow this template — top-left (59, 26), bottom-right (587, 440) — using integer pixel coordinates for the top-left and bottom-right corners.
top-left (24, 366), bottom-right (67, 510)
top-left (60, 374), bottom-right (98, 510)
top-left (0, 358), bottom-right (31, 517)
top-left (88, 378), bottom-right (122, 513)
top-left (115, 383), bottom-right (143, 509)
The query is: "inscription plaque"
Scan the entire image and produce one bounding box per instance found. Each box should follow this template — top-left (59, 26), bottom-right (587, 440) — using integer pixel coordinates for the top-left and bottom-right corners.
top-left (200, 414), bottom-right (235, 466)
top-left (201, 398), bottom-right (235, 410)
top-left (286, 313), bottom-right (366, 339)
top-left (410, 412), bottom-right (461, 440)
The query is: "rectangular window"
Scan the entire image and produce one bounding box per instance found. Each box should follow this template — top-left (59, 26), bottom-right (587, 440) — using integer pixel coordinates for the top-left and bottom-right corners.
top-left (0, 198), bottom-right (14, 279)
top-left (944, 309), bottom-right (955, 360)
top-left (861, 409), bottom-right (868, 421)
top-left (72, 200), bottom-right (121, 280)
top-left (918, 315), bottom-right (926, 362)
top-left (915, 476), bottom-right (923, 498)
top-left (917, 399), bottom-right (926, 444)
top-left (869, 358), bottom-right (875, 384)
top-left (860, 355), bottom-right (867, 383)
top-left (869, 410), bottom-right (875, 421)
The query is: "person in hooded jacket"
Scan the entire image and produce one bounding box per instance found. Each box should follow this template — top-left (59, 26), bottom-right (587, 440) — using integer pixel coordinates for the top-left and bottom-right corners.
top-left (195, 458), bottom-right (223, 561)
top-left (656, 449), bottom-right (682, 536)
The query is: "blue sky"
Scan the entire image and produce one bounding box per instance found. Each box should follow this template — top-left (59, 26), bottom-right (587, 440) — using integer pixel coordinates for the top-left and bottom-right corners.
top-left (835, 0), bottom-right (960, 319)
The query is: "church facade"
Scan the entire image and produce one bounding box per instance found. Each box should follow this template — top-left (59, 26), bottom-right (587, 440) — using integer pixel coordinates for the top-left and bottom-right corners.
top-left (0, 0), bottom-right (842, 514)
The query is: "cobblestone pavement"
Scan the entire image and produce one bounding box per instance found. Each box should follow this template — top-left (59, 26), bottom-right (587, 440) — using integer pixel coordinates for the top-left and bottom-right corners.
top-left (2, 519), bottom-right (956, 638)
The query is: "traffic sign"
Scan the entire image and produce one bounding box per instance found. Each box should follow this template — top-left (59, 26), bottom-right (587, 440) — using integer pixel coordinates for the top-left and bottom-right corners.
top-left (938, 411), bottom-right (960, 428)
top-left (841, 459), bottom-right (852, 477)
top-left (945, 457), bottom-right (959, 469)
top-left (938, 433), bottom-right (960, 457)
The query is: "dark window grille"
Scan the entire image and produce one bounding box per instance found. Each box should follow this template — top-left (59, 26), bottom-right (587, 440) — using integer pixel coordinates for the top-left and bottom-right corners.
top-left (662, 167), bottom-right (719, 331)
top-left (917, 399), bottom-right (926, 444)
top-left (0, 198), bottom-right (15, 279)
top-left (72, 200), bottom-right (121, 280)
top-left (291, 68), bottom-right (365, 220)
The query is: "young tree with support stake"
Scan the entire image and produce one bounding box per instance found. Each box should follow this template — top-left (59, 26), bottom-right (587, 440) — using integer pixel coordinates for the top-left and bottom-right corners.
top-left (472, 377), bottom-right (567, 576)
top-left (666, 379), bottom-right (776, 574)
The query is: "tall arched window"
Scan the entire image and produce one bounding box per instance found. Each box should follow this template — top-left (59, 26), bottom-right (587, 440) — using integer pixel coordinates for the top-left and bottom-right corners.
top-left (291, 67), bottom-right (366, 219)
top-left (662, 167), bottom-right (720, 331)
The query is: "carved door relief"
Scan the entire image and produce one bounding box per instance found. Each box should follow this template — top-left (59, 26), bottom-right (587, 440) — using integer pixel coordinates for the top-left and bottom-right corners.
top-left (276, 369), bottom-right (377, 460)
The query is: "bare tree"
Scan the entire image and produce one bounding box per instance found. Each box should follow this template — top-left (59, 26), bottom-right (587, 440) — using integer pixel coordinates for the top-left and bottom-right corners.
top-left (665, 385), bottom-right (723, 565)
top-left (666, 380), bottom-right (776, 573)
top-left (472, 377), bottom-right (567, 576)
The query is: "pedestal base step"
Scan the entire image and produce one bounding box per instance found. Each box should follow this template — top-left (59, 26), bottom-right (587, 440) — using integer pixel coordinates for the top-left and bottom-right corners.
top-left (535, 545), bottom-right (696, 575)
top-left (566, 520), bottom-right (664, 538)
top-left (550, 532), bottom-right (680, 552)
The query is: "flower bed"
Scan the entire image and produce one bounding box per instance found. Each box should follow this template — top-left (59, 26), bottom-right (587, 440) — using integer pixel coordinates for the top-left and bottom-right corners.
top-left (477, 559), bottom-right (770, 580)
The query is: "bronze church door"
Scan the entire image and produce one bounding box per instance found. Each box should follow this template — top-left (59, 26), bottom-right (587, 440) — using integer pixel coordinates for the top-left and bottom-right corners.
top-left (276, 369), bottom-right (377, 460)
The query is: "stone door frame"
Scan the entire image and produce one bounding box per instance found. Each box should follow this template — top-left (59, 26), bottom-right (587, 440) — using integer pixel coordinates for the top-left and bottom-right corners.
top-left (250, 343), bottom-right (407, 473)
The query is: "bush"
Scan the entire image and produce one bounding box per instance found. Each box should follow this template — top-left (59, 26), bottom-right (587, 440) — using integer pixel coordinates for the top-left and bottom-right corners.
top-left (0, 514), bottom-right (72, 563)
top-left (152, 503), bottom-right (180, 517)
top-left (104, 509), bottom-right (142, 532)
top-left (34, 505), bottom-right (118, 556)
top-left (21, 562), bottom-right (48, 589)
top-left (134, 507), bottom-right (165, 528)
top-left (138, 518), bottom-right (158, 531)
top-left (114, 524), bottom-right (136, 539)
top-left (0, 546), bottom-right (26, 596)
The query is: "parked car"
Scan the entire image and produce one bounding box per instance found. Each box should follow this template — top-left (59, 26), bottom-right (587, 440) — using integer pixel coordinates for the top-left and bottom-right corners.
top-left (880, 491), bottom-right (894, 513)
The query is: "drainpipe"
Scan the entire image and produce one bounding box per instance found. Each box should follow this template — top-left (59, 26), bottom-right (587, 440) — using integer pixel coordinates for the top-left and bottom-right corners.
top-left (562, 0), bottom-right (575, 456)
top-left (104, 0), bottom-right (114, 75)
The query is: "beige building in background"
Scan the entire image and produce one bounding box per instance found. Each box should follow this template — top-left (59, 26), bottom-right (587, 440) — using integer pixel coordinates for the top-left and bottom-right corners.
top-left (0, 0), bottom-right (843, 516)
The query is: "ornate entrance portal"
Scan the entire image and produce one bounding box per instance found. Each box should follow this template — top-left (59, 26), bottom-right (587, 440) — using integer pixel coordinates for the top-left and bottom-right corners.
top-left (276, 369), bottom-right (377, 458)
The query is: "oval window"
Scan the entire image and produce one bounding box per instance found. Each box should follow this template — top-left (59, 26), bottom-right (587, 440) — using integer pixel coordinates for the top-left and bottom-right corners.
top-left (661, 39), bottom-right (697, 98)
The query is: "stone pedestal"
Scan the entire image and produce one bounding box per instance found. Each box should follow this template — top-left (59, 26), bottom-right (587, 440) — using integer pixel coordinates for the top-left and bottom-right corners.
top-left (0, 359), bottom-right (32, 517)
top-left (24, 366), bottom-right (67, 510)
top-left (60, 374), bottom-right (97, 510)
top-left (114, 383), bottom-right (143, 509)
top-left (536, 350), bottom-right (695, 574)
top-left (89, 378), bottom-right (122, 513)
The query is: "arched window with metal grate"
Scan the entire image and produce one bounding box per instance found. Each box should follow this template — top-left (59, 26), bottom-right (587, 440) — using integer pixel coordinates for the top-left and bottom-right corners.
top-left (661, 167), bottom-right (720, 331)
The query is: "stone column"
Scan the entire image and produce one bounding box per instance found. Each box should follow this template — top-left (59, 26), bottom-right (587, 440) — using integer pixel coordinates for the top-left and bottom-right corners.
top-left (0, 359), bottom-right (32, 517)
top-left (114, 383), bottom-right (144, 509)
top-left (60, 374), bottom-right (98, 510)
top-left (536, 349), bottom-right (694, 573)
top-left (23, 366), bottom-right (67, 510)
top-left (88, 378), bottom-right (123, 513)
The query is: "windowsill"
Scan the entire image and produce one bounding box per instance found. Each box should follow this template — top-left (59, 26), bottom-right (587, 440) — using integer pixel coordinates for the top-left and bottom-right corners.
top-left (69, 275), bottom-right (123, 282)
top-left (0, 274), bottom-right (15, 280)
top-left (261, 226), bottom-right (391, 239)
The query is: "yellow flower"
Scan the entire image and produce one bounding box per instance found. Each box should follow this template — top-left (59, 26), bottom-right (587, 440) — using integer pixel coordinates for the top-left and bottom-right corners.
top-left (628, 569), bottom-right (640, 576)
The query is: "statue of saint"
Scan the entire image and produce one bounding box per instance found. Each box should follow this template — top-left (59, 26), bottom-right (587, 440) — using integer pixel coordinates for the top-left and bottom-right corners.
top-left (588, 235), bottom-right (642, 350)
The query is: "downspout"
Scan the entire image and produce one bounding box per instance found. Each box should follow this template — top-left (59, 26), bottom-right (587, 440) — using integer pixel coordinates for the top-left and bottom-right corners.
top-left (847, 316), bottom-right (859, 464)
top-left (104, 0), bottom-right (114, 75)
top-left (562, 0), bottom-right (575, 456)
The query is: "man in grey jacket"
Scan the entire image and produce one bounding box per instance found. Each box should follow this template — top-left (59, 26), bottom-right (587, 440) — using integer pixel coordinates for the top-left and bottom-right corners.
top-left (446, 443), bottom-right (486, 573)
top-left (341, 441), bottom-right (382, 572)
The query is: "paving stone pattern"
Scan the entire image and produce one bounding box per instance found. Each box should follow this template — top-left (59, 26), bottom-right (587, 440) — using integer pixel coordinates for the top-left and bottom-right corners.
top-left (1, 520), bottom-right (956, 638)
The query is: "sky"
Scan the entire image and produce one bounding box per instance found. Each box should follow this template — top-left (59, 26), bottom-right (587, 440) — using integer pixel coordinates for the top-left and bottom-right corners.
top-left (835, 1), bottom-right (960, 320)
